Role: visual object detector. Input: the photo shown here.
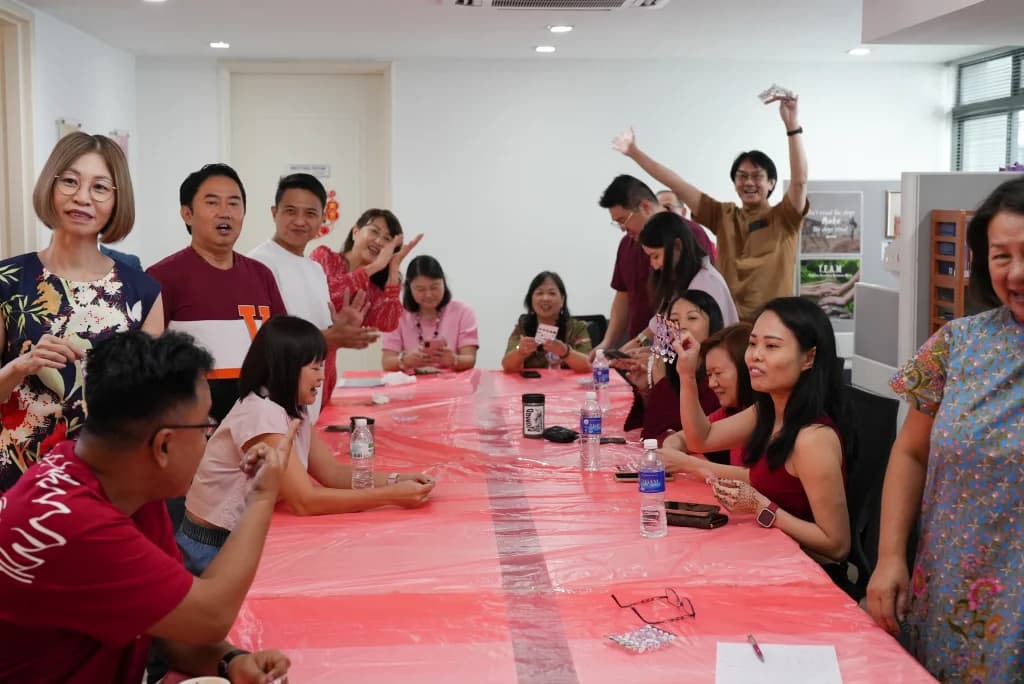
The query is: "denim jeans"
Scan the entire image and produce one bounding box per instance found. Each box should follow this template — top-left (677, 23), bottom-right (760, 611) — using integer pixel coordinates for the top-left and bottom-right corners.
top-left (175, 527), bottom-right (223, 576)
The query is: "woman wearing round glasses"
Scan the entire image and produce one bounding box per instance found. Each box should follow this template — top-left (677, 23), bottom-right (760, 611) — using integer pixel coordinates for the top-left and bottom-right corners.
top-left (310, 209), bottom-right (423, 402)
top-left (0, 132), bottom-right (163, 491)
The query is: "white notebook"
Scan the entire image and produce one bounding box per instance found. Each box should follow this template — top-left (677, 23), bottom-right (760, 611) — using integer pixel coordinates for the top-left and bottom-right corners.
top-left (715, 642), bottom-right (843, 684)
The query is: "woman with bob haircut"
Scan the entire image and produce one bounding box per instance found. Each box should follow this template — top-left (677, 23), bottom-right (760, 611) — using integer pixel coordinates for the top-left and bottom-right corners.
top-left (179, 315), bottom-right (436, 575)
top-left (381, 255), bottom-right (479, 372)
top-left (0, 132), bottom-right (162, 491)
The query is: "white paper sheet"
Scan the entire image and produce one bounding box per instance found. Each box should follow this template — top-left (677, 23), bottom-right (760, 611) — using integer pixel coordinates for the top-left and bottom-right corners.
top-left (715, 642), bottom-right (843, 684)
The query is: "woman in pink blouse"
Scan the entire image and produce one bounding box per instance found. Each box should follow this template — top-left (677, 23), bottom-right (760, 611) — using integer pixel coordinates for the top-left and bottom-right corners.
top-left (310, 209), bottom-right (422, 401)
top-left (381, 255), bottom-right (479, 373)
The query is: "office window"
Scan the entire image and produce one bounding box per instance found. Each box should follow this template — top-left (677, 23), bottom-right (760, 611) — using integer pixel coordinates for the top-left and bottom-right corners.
top-left (953, 49), bottom-right (1024, 171)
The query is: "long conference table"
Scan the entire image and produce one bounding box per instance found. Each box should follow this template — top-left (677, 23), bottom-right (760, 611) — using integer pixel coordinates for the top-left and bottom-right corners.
top-left (224, 369), bottom-right (936, 683)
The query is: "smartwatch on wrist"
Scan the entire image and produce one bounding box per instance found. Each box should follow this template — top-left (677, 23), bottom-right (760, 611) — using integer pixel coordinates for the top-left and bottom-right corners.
top-left (217, 648), bottom-right (250, 679)
top-left (756, 502), bottom-right (779, 528)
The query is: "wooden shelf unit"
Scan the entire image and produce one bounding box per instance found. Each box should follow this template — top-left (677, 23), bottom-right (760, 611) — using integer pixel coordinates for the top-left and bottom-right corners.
top-left (928, 210), bottom-right (973, 334)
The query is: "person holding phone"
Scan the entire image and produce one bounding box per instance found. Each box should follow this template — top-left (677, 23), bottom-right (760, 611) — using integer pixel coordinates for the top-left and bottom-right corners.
top-left (381, 255), bottom-right (479, 372)
top-left (502, 271), bottom-right (592, 374)
top-left (179, 315), bottom-right (435, 575)
top-left (310, 209), bottom-right (423, 403)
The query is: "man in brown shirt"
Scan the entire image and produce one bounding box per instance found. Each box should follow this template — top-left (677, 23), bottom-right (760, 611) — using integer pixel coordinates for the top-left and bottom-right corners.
top-left (615, 96), bottom-right (809, 320)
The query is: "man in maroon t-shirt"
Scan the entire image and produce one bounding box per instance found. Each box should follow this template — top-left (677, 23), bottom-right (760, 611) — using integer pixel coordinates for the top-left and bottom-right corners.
top-left (0, 331), bottom-right (293, 683)
top-left (595, 174), bottom-right (712, 354)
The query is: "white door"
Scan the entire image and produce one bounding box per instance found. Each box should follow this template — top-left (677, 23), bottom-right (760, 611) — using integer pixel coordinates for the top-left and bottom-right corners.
top-left (229, 69), bottom-right (390, 373)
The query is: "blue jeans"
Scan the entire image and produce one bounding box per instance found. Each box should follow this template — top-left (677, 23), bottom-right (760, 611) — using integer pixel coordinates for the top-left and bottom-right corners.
top-left (175, 527), bottom-right (223, 576)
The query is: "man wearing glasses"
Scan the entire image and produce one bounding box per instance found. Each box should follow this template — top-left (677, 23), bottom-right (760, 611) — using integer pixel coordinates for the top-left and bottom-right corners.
top-left (595, 175), bottom-right (714, 355)
top-left (615, 95), bottom-right (809, 320)
top-left (0, 331), bottom-right (292, 682)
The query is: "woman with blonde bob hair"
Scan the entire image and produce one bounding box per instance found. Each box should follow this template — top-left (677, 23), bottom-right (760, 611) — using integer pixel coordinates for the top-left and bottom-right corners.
top-left (0, 132), bottom-right (163, 491)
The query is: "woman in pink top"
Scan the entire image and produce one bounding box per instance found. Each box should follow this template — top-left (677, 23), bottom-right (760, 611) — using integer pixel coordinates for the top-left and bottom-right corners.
top-left (381, 255), bottom-right (479, 372)
top-left (178, 315), bottom-right (435, 575)
top-left (310, 209), bottom-right (423, 401)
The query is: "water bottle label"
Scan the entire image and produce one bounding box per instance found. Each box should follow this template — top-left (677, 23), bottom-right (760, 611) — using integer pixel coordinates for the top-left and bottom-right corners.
top-left (593, 368), bottom-right (609, 384)
top-left (580, 415), bottom-right (602, 435)
top-left (351, 444), bottom-right (373, 460)
top-left (639, 471), bottom-right (665, 493)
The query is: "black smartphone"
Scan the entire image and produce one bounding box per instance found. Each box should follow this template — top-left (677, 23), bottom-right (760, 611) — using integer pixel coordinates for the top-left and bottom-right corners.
top-left (666, 511), bottom-right (729, 529)
top-left (665, 501), bottom-right (720, 514)
top-left (603, 349), bottom-right (631, 360)
top-left (600, 436), bottom-right (627, 445)
top-left (520, 370), bottom-right (542, 379)
top-left (323, 424), bottom-right (351, 433)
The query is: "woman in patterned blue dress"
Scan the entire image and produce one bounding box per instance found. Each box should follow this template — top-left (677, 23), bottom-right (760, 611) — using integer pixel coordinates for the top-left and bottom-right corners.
top-left (867, 176), bottom-right (1024, 682)
top-left (0, 133), bottom-right (163, 491)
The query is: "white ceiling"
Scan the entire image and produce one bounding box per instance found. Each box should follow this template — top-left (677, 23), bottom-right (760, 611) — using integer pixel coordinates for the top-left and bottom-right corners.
top-left (20, 0), bottom-right (995, 63)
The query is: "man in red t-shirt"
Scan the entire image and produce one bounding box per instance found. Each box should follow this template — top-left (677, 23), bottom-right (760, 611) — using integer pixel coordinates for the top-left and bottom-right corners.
top-left (595, 174), bottom-right (712, 354)
top-left (0, 331), bottom-right (294, 683)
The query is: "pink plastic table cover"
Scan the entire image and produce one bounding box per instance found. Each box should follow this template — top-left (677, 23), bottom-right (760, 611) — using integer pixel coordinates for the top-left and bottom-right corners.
top-left (223, 369), bottom-right (935, 683)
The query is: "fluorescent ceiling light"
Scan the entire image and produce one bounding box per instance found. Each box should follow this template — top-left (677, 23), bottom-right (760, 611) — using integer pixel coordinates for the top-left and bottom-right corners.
top-left (548, 25), bottom-right (573, 33)
top-left (535, 45), bottom-right (556, 53)
top-left (210, 41), bottom-right (230, 49)
top-left (847, 47), bottom-right (871, 56)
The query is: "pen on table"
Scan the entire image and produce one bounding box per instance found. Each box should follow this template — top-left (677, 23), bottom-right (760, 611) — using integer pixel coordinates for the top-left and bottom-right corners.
top-left (747, 633), bottom-right (765, 662)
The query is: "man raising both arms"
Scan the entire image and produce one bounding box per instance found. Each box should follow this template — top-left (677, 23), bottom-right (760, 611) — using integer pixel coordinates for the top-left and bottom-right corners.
top-left (616, 94), bottom-right (809, 320)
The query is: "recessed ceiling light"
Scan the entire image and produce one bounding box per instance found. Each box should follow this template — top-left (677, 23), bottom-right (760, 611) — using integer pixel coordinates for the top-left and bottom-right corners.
top-left (209, 41), bottom-right (230, 49)
top-left (847, 47), bottom-right (871, 56)
top-left (535, 45), bottom-right (556, 54)
top-left (142, 0), bottom-right (168, 3)
top-left (548, 25), bottom-right (573, 33)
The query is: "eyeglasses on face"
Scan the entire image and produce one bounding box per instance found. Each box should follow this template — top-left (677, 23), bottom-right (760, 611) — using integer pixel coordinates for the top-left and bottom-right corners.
top-left (611, 588), bottom-right (696, 625)
top-left (361, 224), bottom-right (393, 243)
top-left (610, 210), bottom-right (635, 229)
top-left (148, 418), bottom-right (219, 445)
top-left (54, 174), bottom-right (116, 202)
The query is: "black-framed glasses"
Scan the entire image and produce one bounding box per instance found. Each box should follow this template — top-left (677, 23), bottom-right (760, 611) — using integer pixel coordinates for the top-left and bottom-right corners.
top-left (148, 418), bottom-right (219, 444)
top-left (54, 174), bottom-right (116, 202)
top-left (611, 588), bottom-right (696, 625)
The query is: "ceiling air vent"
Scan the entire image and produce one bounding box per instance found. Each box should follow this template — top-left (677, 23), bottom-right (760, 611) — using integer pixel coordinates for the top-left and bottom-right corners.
top-left (447, 0), bottom-right (669, 9)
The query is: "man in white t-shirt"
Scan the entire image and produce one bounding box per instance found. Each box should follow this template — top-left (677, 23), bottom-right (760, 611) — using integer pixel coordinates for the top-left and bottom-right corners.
top-left (249, 174), bottom-right (379, 417)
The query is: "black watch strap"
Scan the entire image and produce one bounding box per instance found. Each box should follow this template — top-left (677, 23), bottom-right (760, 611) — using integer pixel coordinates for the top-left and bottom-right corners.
top-left (217, 648), bottom-right (251, 679)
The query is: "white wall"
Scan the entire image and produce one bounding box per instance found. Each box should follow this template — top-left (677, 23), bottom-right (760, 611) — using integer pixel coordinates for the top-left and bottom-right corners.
top-left (390, 59), bottom-right (951, 368)
top-left (130, 57), bottom-right (222, 265)
top-left (111, 56), bottom-right (950, 369)
top-left (29, 7), bottom-right (135, 248)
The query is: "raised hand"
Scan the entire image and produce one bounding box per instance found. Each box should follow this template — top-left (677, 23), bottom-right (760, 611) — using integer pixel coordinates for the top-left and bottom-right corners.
top-left (333, 289), bottom-right (369, 328)
top-left (390, 233), bottom-right (424, 273)
top-left (611, 127), bottom-right (636, 155)
top-left (671, 329), bottom-right (702, 376)
top-left (767, 94), bottom-right (800, 131)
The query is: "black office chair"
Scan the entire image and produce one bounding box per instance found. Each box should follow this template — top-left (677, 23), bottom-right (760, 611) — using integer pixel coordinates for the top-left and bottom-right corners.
top-left (575, 314), bottom-right (608, 350)
top-left (836, 385), bottom-right (901, 601)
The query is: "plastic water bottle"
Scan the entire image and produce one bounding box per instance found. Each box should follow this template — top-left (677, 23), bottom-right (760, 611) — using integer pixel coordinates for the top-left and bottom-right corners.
top-left (592, 349), bottom-right (611, 412)
top-left (579, 391), bottom-right (602, 471)
top-left (350, 418), bottom-right (375, 490)
top-left (639, 438), bottom-right (667, 538)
